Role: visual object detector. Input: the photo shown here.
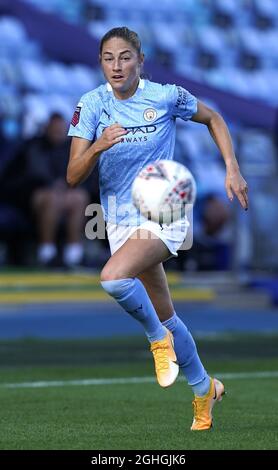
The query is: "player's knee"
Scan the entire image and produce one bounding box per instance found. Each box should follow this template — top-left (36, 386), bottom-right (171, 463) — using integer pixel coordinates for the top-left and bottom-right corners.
top-left (100, 265), bottom-right (129, 282)
top-left (100, 266), bottom-right (116, 282)
top-left (32, 189), bottom-right (62, 211)
top-left (100, 277), bottom-right (133, 298)
top-left (32, 189), bottom-right (50, 208)
top-left (46, 190), bottom-right (63, 207)
top-left (67, 189), bottom-right (89, 209)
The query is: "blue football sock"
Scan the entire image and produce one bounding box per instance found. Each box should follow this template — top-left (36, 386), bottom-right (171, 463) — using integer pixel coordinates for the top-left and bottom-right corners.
top-left (191, 375), bottom-right (211, 397)
top-left (101, 278), bottom-right (166, 342)
top-left (162, 312), bottom-right (210, 396)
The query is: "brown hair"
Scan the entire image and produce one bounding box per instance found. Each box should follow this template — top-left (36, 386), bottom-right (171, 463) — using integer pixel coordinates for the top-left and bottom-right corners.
top-left (99, 27), bottom-right (142, 56)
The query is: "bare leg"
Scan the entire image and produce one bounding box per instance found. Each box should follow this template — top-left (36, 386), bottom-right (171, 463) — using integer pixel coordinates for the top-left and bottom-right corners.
top-left (100, 229), bottom-right (170, 281)
top-left (138, 263), bottom-right (174, 322)
top-left (100, 229), bottom-right (179, 387)
top-left (64, 189), bottom-right (89, 243)
top-left (32, 188), bottom-right (64, 243)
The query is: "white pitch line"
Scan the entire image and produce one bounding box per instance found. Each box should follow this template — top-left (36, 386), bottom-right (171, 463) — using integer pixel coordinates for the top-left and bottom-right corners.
top-left (1, 371), bottom-right (278, 389)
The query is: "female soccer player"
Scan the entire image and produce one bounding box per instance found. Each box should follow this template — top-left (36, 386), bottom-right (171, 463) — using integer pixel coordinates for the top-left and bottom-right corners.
top-left (67, 27), bottom-right (248, 431)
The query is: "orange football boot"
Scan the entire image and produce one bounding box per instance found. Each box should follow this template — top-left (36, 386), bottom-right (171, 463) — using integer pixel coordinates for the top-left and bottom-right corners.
top-left (150, 329), bottom-right (179, 388)
top-left (191, 377), bottom-right (225, 431)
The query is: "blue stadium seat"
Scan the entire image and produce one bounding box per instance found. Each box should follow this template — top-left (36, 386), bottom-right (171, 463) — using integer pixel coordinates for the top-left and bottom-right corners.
top-left (20, 0), bottom-right (278, 107)
top-left (1, 0), bottom-right (278, 137)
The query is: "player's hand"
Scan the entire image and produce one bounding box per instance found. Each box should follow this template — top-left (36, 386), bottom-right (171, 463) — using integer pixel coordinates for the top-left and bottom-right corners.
top-left (97, 123), bottom-right (127, 151)
top-left (225, 167), bottom-right (248, 210)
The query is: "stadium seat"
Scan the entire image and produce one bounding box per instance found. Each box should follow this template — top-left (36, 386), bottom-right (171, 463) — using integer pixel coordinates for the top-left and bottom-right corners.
top-left (20, 0), bottom-right (278, 108)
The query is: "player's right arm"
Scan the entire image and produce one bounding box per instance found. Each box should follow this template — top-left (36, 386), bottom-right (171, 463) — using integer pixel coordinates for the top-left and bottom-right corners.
top-left (67, 124), bottom-right (127, 187)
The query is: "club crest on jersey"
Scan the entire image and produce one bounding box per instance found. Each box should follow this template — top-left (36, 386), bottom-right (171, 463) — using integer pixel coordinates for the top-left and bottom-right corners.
top-left (143, 108), bottom-right (157, 122)
top-left (71, 102), bottom-right (83, 127)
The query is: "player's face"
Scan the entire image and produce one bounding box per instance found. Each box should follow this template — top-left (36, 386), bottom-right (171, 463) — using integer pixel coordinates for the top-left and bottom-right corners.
top-left (100, 37), bottom-right (144, 99)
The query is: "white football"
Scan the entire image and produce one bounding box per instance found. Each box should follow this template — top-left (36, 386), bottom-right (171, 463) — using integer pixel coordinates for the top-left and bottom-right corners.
top-left (131, 160), bottom-right (196, 224)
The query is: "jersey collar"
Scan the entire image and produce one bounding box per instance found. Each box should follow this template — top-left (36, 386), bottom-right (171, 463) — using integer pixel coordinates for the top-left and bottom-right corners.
top-left (106, 78), bottom-right (145, 92)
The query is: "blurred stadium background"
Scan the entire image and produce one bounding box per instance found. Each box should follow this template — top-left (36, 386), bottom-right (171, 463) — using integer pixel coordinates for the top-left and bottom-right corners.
top-left (0, 0), bottom-right (278, 450)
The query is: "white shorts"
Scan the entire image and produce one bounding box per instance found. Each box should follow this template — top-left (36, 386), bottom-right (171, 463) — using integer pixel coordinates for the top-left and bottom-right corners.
top-left (106, 217), bottom-right (190, 257)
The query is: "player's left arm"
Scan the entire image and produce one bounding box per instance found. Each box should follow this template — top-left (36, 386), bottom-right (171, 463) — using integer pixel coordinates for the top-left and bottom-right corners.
top-left (191, 100), bottom-right (248, 210)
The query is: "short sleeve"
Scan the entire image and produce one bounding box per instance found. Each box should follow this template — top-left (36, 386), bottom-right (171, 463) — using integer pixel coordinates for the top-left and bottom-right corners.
top-left (68, 92), bottom-right (97, 141)
top-left (165, 84), bottom-right (198, 121)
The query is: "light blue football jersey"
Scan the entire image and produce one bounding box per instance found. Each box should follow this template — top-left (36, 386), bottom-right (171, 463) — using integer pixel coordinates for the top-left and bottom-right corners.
top-left (68, 79), bottom-right (197, 225)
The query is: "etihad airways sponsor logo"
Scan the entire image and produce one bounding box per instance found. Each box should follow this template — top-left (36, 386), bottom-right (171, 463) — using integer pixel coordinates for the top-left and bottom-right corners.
top-left (125, 125), bottom-right (156, 134)
top-left (101, 124), bottom-right (157, 143)
top-left (121, 125), bottom-right (156, 143)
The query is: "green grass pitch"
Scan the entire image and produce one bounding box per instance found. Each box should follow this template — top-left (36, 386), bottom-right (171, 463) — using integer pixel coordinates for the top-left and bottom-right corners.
top-left (0, 334), bottom-right (277, 450)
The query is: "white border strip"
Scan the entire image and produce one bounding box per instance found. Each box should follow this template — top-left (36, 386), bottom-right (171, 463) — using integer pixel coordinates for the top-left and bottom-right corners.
top-left (1, 371), bottom-right (278, 389)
